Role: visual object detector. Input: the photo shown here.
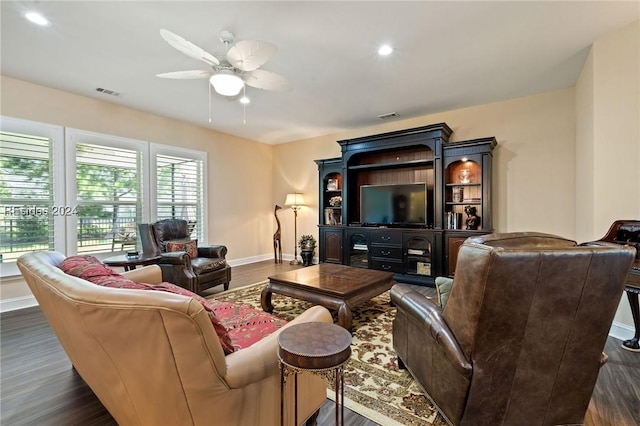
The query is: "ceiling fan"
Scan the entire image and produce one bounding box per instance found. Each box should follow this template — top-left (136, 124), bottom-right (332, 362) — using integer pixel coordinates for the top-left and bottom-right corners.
top-left (157, 29), bottom-right (291, 98)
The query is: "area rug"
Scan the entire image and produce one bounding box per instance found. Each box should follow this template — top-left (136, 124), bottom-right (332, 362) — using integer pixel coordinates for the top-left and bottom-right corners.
top-left (209, 281), bottom-right (447, 426)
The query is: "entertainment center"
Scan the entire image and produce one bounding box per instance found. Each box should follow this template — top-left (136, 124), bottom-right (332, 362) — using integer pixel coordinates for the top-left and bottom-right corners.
top-left (315, 123), bottom-right (496, 285)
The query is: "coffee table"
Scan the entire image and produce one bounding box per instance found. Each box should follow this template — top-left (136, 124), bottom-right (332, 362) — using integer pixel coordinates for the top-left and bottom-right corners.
top-left (261, 264), bottom-right (395, 331)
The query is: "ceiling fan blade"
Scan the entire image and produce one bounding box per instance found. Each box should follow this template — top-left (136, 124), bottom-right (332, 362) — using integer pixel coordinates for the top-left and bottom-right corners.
top-left (160, 29), bottom-right (220, 67)
top-left (227, 40), bottom-right (277, 72)
top-left (244, 69), bottom-right (291, 92)
top-left (156, 70), bottom-right (213, 79)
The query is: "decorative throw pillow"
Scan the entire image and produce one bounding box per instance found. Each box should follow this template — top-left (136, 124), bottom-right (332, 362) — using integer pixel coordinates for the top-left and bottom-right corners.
top-left (59, 254), bottom-right (234, 354)
top-left (435, 276), bottom-right (454, 308)
top-left (60, 255), bottom-right (120, 280)
top-left (166, 239), bottom-right (198, 259)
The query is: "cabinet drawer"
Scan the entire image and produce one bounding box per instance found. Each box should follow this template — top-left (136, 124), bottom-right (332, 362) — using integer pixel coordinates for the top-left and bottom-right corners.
top-left (370, 231), bottom-right (402, 245)
top-left (370, 259), bottom-right (403, 273)
top-left (369, 246), bottom-right (403, 259)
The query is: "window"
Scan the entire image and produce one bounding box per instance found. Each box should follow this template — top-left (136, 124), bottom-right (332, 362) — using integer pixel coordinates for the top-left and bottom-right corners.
top-left (0, 117), bottom-right (64, 270)
top-left (153, 147), bottom-right (206, 240)
top-left (75, 143), bottom-right (142, 254)
top-left (0, 117), bottom-right (207, 275)
top-left (66, 129), bottom-right (147, 255)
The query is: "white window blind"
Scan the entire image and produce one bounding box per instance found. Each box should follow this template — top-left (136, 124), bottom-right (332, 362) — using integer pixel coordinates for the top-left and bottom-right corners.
top-left (156, 153), bottom-right (203, 240)
top-left (0, 131), bottom-right (55, 262)
top-left (75, 142), bottom-right (142, 254)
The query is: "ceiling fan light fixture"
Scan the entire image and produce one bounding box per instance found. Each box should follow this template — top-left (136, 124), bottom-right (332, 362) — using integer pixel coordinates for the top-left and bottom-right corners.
top-left (209, 70), bottom-right (244, 96)
top-left (24, 11), bottom-right (51, 27)
top-left (378, 44), bottom-right (393, 56)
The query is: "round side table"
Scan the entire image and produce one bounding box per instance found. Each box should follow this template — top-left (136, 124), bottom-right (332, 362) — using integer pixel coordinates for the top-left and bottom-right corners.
top-left (103, 254), bottom-right (162, 271)
top-left (278, 322), bottom-right (352, 426)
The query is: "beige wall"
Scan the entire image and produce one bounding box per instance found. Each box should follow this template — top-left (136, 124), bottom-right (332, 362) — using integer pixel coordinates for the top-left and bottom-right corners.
top-left (575, 20), bottom-right (640, 329)
top-left (274, 88), bottom-right (577, 252)
top-left (0, 75), bottom-right (275, 263)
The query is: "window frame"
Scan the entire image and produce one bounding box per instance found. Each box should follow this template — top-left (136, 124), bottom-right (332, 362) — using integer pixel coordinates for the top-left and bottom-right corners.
top-left (0, 116), bottom-right (65, 277)
top-left (65, 128), bottom-right (150, 256)
top-left (150, 143), bottom-right (208, 244)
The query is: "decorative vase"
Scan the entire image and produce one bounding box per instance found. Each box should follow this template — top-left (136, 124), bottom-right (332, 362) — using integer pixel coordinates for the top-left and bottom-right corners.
top-left (300, 250), bottom-right (314, 267)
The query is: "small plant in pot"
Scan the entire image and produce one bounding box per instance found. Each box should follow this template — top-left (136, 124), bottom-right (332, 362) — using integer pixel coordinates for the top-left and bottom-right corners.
top-left (298, 234), bottom-right (316, 266)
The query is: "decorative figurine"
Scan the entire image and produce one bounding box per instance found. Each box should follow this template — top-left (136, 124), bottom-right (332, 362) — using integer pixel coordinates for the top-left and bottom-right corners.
top-left (464, 205), bottom-right (480, 230)
top-left (273, 205), bottom-right (282, 263)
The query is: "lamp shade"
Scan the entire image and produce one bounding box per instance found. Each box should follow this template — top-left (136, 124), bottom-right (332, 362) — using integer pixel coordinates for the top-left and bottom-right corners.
top-left (284, 193), bottom-right (305, 207)
top-left (209, 70), bottom-right (245, 96)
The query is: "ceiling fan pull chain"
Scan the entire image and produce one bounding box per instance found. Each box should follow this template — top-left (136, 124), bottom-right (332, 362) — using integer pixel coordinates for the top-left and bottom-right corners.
top-left (208, 83), bottom-right (212, 123)
top-left (243, 85), bottom-right (246, 124)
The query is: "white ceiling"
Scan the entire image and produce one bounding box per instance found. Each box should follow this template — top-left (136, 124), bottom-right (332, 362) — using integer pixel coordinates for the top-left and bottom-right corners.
top-left (1, 1), bottom-right (638, 144)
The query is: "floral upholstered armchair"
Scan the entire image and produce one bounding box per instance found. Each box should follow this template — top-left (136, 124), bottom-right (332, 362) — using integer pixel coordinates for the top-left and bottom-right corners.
top-left (138, 219), bottom-right (231, 295)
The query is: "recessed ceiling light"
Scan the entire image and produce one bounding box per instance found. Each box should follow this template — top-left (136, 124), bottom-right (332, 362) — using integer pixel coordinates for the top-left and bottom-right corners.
top-left (24, 11), bottom-right (51, 27)
top-left (239, 96), bottom-right (250, 104)
top-left (378, 44), bottom-right (393, 56)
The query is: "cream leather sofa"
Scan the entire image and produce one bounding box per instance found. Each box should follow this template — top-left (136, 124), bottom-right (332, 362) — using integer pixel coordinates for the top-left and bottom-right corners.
top-left (18, 251), bottom-right (332, 426)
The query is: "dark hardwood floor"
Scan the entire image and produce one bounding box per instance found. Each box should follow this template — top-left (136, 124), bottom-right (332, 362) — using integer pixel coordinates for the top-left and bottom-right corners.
top-left (1, 260), bottom-right (639, 425)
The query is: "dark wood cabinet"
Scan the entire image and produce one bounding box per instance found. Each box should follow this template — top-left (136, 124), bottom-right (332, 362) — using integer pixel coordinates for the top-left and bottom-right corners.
top-left (316, 123), bottom-right (496, 285)
top-left (319, 226), bottom-right (343, 264)
top-left (443, 230), bottom-right (486, 276)
top-left (370, 229), bottom-right (403, 273)
top-left (345, 228), bottom-right (370, 269)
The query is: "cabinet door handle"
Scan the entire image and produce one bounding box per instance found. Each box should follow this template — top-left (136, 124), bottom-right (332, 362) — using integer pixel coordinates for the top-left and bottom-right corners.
top-left (381, 264), bottom-right (392, 270)
top-left (381, 236), bottom-right (391, 241)
top-left (381, 250), bottom-right (391, 256)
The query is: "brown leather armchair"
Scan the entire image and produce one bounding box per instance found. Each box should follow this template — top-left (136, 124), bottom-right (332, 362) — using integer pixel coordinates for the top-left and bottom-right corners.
top-left (392, 232), bottom-right (636, 426)
top-left (138, 219), bottom-right (231, 295)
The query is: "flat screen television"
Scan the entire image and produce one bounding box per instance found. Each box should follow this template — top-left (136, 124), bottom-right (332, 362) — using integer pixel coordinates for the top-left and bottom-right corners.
top-left (360, 183), bottom-right (427, 226)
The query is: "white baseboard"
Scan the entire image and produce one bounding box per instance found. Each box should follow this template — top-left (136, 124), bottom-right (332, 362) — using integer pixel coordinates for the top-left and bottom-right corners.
top-left (0, 295), bottom-right (38, 313)
top-left (608, 321), bottom-right (634, 341)
top-left (227, 253), bottom-right (274, 267)
top-left (227, 253), bottom-right (295, 266)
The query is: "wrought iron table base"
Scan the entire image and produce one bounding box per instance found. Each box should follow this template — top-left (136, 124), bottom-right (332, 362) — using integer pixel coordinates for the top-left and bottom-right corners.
top-left (279, 361), bottom-right (347, 426)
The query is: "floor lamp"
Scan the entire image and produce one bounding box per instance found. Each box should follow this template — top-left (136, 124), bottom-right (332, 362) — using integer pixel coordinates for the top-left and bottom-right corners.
top-left (284, 193), bottom-right (305, 265)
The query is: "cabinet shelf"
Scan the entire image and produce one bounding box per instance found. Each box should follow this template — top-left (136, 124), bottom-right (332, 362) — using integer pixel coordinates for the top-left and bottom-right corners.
top-left (446, 201), bottom-right (482, 205)
top-left (446, 183), bottom-right (481, 187)
top-left (348, 159), bottom-right (434, 171)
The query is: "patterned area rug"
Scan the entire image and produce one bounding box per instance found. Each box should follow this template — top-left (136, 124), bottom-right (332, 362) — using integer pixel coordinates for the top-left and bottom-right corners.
top-left (209, 282), bottom-right (447, 426)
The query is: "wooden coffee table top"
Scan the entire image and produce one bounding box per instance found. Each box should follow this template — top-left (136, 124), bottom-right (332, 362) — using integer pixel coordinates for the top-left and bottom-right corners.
top-left (264, 264), bottom-right (395, 331)
top-left (268, 263), bottom-right (393, 297)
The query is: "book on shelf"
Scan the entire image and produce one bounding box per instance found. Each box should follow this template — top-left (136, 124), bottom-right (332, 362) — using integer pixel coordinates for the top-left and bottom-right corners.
top-left (407, 248), bottom-right (426, 255)
top-left (446, 211), bottom-right (463, 230)
top-left (416, 262), bottom-right (431, 276)
top-left (353, 244), bottom-right (368, 251)
top-left (462, 198), bottom-right (481, 203)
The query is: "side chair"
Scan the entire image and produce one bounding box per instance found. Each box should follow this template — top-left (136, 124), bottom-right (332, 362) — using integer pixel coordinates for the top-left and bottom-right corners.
top-left (392, 232), bottom-right (636, 426)
top-left (138, 218), bottom-right (231, 295)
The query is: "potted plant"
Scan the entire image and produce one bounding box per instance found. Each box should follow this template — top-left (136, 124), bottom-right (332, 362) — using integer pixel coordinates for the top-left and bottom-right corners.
top-left (298, 234), bottom-right (316, 266)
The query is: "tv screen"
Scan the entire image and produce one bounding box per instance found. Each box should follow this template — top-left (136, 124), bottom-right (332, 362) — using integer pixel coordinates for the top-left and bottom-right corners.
top-left (360, 183), bottom-right (427, 225)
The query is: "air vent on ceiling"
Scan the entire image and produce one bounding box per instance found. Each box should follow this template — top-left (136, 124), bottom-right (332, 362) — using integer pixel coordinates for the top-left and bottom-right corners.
top-left (96, 87), bottom-right (121, 97)
top-left (377, 112), bottom-right (399, 120)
